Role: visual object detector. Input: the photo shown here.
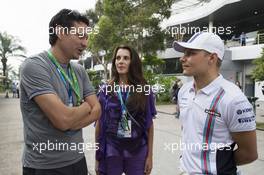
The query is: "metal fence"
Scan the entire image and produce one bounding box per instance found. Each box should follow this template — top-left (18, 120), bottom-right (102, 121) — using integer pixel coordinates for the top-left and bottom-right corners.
top-left (257, 33), bottom-right (264, 44)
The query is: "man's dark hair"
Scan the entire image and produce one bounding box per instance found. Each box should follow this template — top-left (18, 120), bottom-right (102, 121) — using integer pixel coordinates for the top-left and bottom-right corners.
top-left (49, 9), bottom-right (89, 46)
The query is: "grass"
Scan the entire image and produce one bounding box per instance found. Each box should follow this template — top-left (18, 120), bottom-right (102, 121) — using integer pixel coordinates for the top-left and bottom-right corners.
top-left (257, 122), bottom-right (264, 130)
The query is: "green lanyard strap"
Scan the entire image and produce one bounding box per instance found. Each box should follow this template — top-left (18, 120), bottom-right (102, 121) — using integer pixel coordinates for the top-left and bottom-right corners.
top-left (47, 51), bottom-right (81, 106)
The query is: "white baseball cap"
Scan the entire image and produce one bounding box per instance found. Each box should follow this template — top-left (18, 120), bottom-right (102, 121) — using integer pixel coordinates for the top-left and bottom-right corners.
top-left (173, 32), bottom-right (225, 60)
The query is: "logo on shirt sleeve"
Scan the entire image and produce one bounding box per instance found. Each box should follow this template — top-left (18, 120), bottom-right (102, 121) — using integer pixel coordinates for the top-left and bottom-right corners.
top-left (236, 108), bottom-right (253, 115)
top-left (238, 116), bottom-right (255, 123)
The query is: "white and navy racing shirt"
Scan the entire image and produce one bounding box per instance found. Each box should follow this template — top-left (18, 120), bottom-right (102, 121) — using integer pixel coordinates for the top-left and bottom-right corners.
top-left (178, 75), bottom-right (256, 175)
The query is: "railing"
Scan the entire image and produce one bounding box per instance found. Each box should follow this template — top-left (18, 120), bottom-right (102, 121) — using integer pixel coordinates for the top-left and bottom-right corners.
top-left (225, 34), bottom-right (264, 48)
top-left (257, 33), bottom-right (264, 44)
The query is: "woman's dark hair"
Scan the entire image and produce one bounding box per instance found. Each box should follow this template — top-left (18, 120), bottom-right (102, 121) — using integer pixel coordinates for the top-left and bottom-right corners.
top-left (109, 45), bottom-right (147, 112)
top-left (49, 9), bottom-right (89, 46)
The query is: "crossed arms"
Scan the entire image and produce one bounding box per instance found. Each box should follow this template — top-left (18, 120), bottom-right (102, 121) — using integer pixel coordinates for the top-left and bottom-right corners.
top-left (34, 93), bottom-right (101, 131)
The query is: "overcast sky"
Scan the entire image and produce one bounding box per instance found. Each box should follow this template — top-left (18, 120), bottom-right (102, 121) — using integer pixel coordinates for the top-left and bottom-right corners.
top-left (0, 0), bottom-right (96, 70)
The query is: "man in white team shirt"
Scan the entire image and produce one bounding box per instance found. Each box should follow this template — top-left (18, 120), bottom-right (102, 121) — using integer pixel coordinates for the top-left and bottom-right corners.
top-left (173, 32), bottom-right (258, 175)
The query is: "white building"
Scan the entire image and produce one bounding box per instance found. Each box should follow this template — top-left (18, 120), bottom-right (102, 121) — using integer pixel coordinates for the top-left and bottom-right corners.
top-left (159, 0), bottom-right (264, 101)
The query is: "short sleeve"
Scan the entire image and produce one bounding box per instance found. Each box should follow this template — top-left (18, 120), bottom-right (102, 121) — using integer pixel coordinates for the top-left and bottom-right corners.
top-left (145, 91), bottom-right (157, 129)
top-left (226, 95), bottom-right (256, 132)
top-left (20, 58), bottom-right (56, 100)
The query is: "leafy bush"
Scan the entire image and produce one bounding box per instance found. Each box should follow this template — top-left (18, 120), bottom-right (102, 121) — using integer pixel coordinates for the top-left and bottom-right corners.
top-left (86, 70), bottom-right (102, 92)
top-left (144, 70), bottom-right (157, 85)
top-left (251, 48), bottom-right (264, 81)
top-left (0, 83), bottom-right (4, 92)
top-left (156, 75), bottom-right (177, 103)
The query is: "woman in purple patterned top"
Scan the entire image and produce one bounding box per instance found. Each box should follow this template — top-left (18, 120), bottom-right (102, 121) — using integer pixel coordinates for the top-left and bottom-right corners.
top-left (95, 45), bottom-right (156, 175)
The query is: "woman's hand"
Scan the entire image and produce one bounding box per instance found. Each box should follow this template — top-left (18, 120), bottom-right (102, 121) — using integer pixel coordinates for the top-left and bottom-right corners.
top-left (95, 160), bottom-right (99, 175)
top-left (144, 155), bottom-right (153, 175)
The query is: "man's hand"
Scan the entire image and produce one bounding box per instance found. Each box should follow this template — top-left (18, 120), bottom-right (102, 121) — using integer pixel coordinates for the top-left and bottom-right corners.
top-left (95, 160), bottom-right (99, 175)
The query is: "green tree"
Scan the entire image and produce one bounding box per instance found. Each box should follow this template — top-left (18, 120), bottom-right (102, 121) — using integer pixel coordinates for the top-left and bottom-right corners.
top-left (0, 32), bottom-right (25, 82)
top-left (0, 32), bottom-right (25, 97)
top-left (156, 75), bottom-right (175, 102)
top-left (251, 48), bottom-right (264, 81)
top-left (85, 0), bottom-right (103, 27)
top-left (87, 0), bottom-right (175, 79)
top-left (142, 54), bottom-right (165, 73)
top-left (103, 0), bottom-right (175, 57)
top-left (95, 0), bottom-right (104, 18)
top-left (0, 64), bottom-right (16, 82)
top-left (87, 69), bottom-right (101, 91)
top-left (0, 64), bottom-right (16, 95)
top-left (85, 9), bottom-right (99, 26)
top-left (88, 15), bottom-right (123, 80)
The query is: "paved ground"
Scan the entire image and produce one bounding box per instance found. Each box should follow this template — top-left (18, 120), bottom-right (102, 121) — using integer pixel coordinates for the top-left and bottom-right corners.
top-left (0, 94), bottom-right (263, 175)
top-left (256, 100), bottom-right (264, 123)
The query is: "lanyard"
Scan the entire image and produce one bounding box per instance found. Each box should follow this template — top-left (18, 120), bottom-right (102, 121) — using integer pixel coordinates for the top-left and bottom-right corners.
top-left (47, 51), bottom-right (81, 106)
top-left (67, 68), bottom-right (73, 105)
top-left (117, 88), bottom-right (130, 131)
top-left (56, 67), bottom-right (73, 105)
top-left (116, 89), bottom-right (130, 114)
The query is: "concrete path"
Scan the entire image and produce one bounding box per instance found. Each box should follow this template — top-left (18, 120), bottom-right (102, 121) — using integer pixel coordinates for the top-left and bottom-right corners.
top-left (0, 95), bottom-right (263, 175)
